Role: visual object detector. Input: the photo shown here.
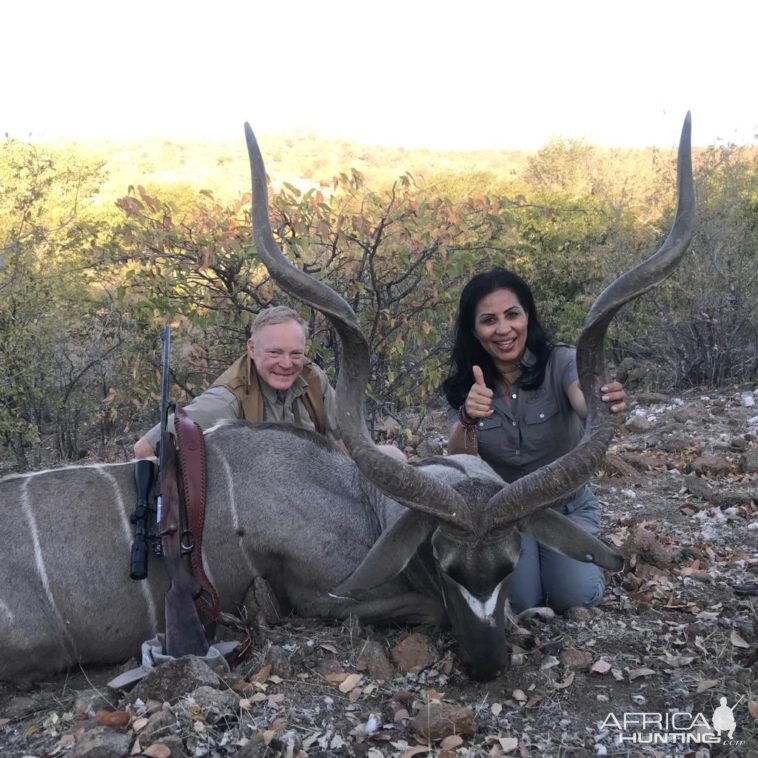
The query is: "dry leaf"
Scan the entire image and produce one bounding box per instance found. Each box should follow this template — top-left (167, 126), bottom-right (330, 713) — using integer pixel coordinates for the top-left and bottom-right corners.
top-left (591, 660), bottom-right (612, 674)
top-left (440, 734), bottom-right (464, 750)
top-left (491, 702), bottom-right (503, 716)
top-left (512, 689), bottom-right (527, 701)
top-left (662, 654), bottom-right (695, 668)
top-left (320, 643), bottom-right (338, 653)
top-left (303, 732), bottom-right (322, 749)
top-left (262, 730), bottom-right (276, 745)
top-left (394, 708), bottom-right (411, 723)
top-left (130, 736), bottom-right (141, 755)
top-left (348, 687), bottom-right (362, 702)
top-left (729, 630), bottom-right (750, 649)
top-left (250, 663), bottom-right (272, 683)
top-left (143, 744), bottom-right (171, 758)
top-left (95, 710), bottom-right (130, 728)
top-left (696, 679), bottom-right (719, 693)
top-left (267, 693), bottom-right (285, 707)
top-left (324, 671), bottom-right (349, 684)
top-left (748, 701), bottom-right (758, 719)
top-left (554, 672), bottom-right (575, 690)
top-left (131, 716), bottom-right (148, 732)
top-left (498, 736), bottom-right (519, 753)
top-left (628, 667), bottom-right (656, 680)
top-left (251, 692), bottom-right (266, 703)
top-left (401, 747), bottom-right (431, 758)
top-left (268, 674), bottom-right (284, 684)
top-left (339, 673), bottom-right (363, 693)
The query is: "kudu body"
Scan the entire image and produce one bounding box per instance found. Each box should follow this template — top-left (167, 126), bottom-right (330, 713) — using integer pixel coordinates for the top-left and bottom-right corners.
top-left (0, 116), bottom-right (693, 682)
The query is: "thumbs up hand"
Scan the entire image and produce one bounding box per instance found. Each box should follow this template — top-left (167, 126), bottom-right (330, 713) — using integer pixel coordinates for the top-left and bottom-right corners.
top-left (463, 365), bottom-right (494, 421)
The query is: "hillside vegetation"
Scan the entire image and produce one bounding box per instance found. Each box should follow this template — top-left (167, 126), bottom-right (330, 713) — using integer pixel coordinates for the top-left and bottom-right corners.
top-left (1, 131), bottom-right (756, 470)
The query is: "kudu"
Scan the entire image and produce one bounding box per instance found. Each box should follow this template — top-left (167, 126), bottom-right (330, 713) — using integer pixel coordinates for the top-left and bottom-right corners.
top-left (0, 116), bottom-right (694, 683)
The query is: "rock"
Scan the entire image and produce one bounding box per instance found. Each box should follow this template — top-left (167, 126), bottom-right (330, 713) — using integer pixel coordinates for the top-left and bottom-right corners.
top-left (174, 685), bottom-right (238, 723)
top-left (391, 632), bottom-right (436, 673)
top-left (264, 644), bottom-right (296, 679)
top-left (242, 576), bottom-right (282, 626)
top-left (417, 434), bottom-right (445, 458)
top-left (409, 702), bottom-right (476, 742)
top-left (634, 392), bottom-right (671, 404)
top-left (622, 526), bottom-right (671, 569)
top-left (625, 415), bottom-right (653, 433)
top-left (564, 607), bottom-right (600, 622)
top-left (690, 454), bottom-right (732, 476)
top-left (742, 449), bottom-right (758, 474)
top-left (1, 694), bottom-right (39, 719)
top-left (70, 726), bottom-right (133, 757)
top-left (129, 656), bottom-right (220, 704)
top-left (672, 405), bottom-right (703, 423)
top-left (559, 649), bottom-right (593, 671)
top-left (140, 708), bottom-right (177, 743)
top-left (356, 639), bottom-right (395, 681)
top-left (659, 432), bottom-right (701, 454)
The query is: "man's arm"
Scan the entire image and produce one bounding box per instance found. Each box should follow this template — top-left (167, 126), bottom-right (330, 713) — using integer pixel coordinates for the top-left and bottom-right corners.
top-left (134, 386), bottom-right (240, 458)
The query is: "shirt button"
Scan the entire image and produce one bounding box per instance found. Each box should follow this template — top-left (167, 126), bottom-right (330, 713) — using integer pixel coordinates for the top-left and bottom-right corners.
top-left (478, 421), bottom-right (484, 428)
top-left (511, 393), bottom-right (517, 399)
top-left (539, 413), bottom-right (545, 419)
top-left (512, 421), bottom-right (517, 427)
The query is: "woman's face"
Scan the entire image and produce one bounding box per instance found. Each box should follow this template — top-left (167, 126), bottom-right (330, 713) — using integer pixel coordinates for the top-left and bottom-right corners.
top-left (473, 288), bottom-right (529, 367)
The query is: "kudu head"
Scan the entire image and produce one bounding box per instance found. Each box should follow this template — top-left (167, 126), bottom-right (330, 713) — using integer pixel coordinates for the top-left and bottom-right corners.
top-left (244, 116), bottom-right (695, 681)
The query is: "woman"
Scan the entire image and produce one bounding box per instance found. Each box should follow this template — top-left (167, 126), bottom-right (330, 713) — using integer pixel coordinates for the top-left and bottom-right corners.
top-left (443, 267), bottom-right (626, 614)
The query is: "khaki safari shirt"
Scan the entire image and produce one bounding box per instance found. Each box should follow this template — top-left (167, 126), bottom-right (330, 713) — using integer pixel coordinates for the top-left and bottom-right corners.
top-left (448, 345), bottom-right (583, 483)
top-left (145, 363), bottom-right (340, 448)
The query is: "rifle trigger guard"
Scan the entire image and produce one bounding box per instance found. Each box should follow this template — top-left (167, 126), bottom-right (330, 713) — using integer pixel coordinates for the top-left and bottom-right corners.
top-left (180, 529), bottom-right (195, 553)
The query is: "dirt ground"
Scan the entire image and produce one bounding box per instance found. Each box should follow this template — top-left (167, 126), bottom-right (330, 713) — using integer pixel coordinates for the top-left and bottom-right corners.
top-left (1, 388), bottom-right (756, 758)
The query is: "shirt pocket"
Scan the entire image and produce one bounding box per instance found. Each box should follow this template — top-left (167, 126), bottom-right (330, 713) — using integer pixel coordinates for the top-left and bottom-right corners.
top-left (476, 414), bottom-right (518, 458)
top-left (523, 398), bottom-right (561, 450)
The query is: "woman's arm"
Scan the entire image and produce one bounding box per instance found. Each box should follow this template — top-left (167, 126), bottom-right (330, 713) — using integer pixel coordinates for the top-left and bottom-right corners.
top-left (447, 419), bottom-right (479, 455)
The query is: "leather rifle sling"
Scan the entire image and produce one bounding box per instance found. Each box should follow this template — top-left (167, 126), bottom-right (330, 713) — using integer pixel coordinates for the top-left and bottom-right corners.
top-left (174, 407), bottom-right (221, 620)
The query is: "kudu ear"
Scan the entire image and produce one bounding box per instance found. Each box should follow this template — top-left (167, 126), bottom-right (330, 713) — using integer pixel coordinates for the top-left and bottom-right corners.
top-left (332, 510), bottom-right (436, 596)
top-left (519, 509), bottom-right (624, 572)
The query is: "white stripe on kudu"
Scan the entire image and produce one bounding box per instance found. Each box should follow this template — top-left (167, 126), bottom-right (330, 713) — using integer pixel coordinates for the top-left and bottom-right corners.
top-left (21, 477), bottom-right (78, 663)
top-left (98, 466), bottom-right (159, 634)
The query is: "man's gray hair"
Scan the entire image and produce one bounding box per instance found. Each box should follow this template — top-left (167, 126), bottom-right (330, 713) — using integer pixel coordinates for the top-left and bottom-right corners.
top-left (250, 306), bottom-right (308, 337)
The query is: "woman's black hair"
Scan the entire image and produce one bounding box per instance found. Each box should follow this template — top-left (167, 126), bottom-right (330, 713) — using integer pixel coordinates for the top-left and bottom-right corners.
top-left (442, 267), bottom-right (553, 409)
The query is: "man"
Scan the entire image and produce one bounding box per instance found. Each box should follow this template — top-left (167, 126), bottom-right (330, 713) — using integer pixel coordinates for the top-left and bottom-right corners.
top-left (134, 306), bottom-right (339, 458)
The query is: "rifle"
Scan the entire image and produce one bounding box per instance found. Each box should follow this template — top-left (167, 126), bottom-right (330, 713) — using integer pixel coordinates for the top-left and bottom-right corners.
top-left (156, 326), bottom-right (210, 657)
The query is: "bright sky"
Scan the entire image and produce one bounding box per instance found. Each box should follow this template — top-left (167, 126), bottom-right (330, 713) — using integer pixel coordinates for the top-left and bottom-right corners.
top-left (3, 0), bottom-right (756, 150)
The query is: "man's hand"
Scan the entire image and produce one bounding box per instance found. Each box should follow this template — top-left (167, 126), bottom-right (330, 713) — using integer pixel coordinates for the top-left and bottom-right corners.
top-left (134, 437), bottom-right (156, 459)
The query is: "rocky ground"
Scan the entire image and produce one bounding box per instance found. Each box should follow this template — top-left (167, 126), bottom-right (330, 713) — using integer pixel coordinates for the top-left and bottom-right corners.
top-left (1, 387), bottom-right (757, 758)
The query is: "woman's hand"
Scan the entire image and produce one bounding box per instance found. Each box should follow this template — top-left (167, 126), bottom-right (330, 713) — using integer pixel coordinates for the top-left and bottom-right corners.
top-left (601, 381), bottom-right (626, 414)
top-left (464, 365), bottom-right (494, 420)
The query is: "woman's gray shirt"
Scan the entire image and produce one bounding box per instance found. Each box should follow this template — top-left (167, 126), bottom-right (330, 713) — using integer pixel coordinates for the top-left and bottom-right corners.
top-left (448, 345), bottom-right (583, 483)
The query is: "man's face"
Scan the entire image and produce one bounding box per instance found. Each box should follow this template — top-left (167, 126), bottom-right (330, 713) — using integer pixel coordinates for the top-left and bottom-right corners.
top-left (247, 319), bottom-right (307, 391)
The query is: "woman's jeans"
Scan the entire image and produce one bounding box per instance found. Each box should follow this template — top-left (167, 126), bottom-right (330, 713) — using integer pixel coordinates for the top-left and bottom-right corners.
top-left (508, 486), bottom-right (606, 614)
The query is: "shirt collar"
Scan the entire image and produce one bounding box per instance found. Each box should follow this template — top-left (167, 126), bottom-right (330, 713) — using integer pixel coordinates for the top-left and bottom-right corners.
top-left (259, 371), bottom-right (309, 404)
